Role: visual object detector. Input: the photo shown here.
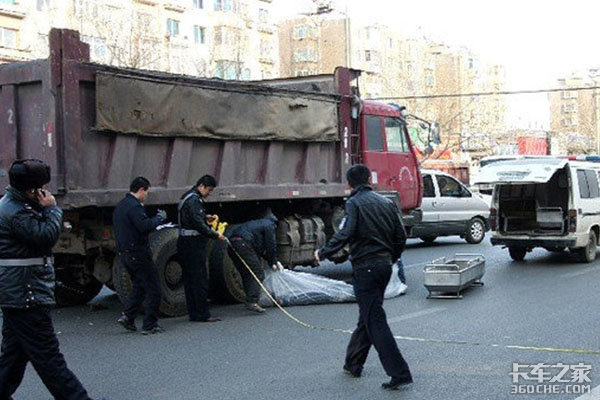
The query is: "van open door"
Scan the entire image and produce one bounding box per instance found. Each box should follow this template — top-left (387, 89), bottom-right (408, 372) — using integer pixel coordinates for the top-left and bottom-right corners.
top-left (474, 158), bottom-right (568, 185)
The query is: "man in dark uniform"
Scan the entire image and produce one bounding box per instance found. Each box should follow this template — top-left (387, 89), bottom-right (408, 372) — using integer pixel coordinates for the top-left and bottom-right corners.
top-left (227, 216), bottom-right (282, 314)
top-left (113, 177), bottom-right (166, 335)
top-left (314, 164), bottom-right (413, 391)
top-left (0, 159), bottom-right (93, 400)
top-left (178, 175), bottom-right (226, 322)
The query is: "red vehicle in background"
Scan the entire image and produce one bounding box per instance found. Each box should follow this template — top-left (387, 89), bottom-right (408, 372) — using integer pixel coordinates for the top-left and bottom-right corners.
top-left (0, 29), bottom-right (436, 313)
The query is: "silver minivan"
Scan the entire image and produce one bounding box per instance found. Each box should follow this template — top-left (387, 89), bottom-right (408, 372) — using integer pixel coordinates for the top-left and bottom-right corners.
top-left (411, 170), bottom-right (490, 244)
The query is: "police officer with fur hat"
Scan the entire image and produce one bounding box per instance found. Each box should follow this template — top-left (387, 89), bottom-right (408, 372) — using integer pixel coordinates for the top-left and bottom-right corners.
top-left (0, 159), bottom-right (93, 399)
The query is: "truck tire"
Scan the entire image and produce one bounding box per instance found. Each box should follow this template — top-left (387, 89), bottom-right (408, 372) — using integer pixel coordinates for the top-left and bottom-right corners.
top-left (420, 236), bottom-right (437, 244)
top-left (577, 231), bottom-right (597, 263)
top-left (465, 218), bottom-right (486, 244)
top-left (112, 228), bottom-right (187, 317)
top-left (55, 267), bottom-right (103, 306)
top-left (208, 240), bottom-right (246, 304)
top-left (508, 247), bottom-right (527, 262)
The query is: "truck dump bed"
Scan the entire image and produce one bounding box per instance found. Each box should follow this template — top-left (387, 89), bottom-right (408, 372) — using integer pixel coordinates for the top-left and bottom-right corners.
top-left (0, 29), bottom-right (353, 209)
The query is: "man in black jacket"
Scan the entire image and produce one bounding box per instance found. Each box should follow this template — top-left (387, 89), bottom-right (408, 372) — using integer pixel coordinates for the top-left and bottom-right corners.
top-left (113, 177), bottom-right (166, 335)
top-left (0, 159), bottom-right (93, 400)
top-left (228, 216), bottom-right (282, 313)
top-left (178, 175), bottom-right (226, 322)
top-left (314, 164), bottom-right (413, 391)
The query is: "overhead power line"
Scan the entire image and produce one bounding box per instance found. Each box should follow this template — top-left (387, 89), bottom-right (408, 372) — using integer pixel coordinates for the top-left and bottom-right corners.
top-left (368, 85), bottom-right (600, 101)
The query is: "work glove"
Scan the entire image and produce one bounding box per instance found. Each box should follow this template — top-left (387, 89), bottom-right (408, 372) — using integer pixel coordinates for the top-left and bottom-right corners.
top-left (271, 261), bottom-right (284, 271)
top-left (157, 209), bottom-right (167, 221)
top-left (312, 249), bottom-right (321, 267)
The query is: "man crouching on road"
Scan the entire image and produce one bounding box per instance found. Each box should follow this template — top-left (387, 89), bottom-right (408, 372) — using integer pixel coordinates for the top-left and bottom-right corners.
top-left (227, 215), bottom-right (283, 313)
top-left (113, 177), bottom-right (167, 335)
top-left (0, 159), bottom-right (93, 400)
top-left (314, 164), bottom-right (413, 391)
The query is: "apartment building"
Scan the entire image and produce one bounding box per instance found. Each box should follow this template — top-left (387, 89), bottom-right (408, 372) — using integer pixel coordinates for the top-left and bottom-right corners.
top-left (0, 0), bottom-right (278, 79)
top-left (549, 73), bottom-right (599, 154)
top-left (278, 15), bottom-right (507, 160)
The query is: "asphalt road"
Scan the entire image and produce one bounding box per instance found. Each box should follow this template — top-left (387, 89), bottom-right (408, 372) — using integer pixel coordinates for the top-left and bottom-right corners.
top-left (8, 236), bottom-right (600, 400)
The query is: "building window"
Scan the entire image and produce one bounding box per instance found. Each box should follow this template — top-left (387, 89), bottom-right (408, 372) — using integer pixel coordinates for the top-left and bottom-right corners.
top-left (258, 8), bottom-right (268, 23)
top-left (0, 27), bottom-right (17, 48)
top-left (193, 25), bottom-right (205, 44)
top-left (214, 0), bottom-right (238, 12)
top-left (193, 0), bottom-right (203, 8)
top-left (81, 35), bottom-right (107, 59)
top-left (424, 69), bottom-right (435, 87)
top-left (388, 37), bottom-right (393, 49)
top-left (562, 103), bottom-right (577, 113)
top-left (294, 25), bottom-right (307, 39)
top-left (365, 50), bottom-right (371, 62)
top-left (562, 90), bottom-right (578, 99)
top-left (167, 19), bottom-right (180, 38)
top-left (37, 0), bottom-right (50, 11)
top-left (0, 0), bottom-right (16, 4)
top-left (293, 48), bottom-right (317, 62)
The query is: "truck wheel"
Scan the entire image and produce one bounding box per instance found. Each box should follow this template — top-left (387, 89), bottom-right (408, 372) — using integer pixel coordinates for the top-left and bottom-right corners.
top-left (112, 228), bottom-right (187, 317)
top-left (578, 231), bottom-right (597, 263)
top-left (420, 236), bottom-right (437, 244)
top-left (208, 240), bottom-right (246, 304)
top-left (55, 267), bottom-right (103, 306)
top-left (508, 247), bottom-right (527, 262)
top-left (465, 218), bottom-right (486, 244)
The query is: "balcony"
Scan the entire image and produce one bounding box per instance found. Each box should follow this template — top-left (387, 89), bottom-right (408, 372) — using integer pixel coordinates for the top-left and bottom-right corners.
top-left (0, 45), bottom-right (30, 63)
top-left (257, 24), bottom-right (274, 34)
top-left (259, 57), bottom-right (274, 65)
top-left (164, 1), bottom-right (185, 12)
top-left (133, 0), bottom-right (158, 5)
top-left (0, 1), bottom-right (25, 19)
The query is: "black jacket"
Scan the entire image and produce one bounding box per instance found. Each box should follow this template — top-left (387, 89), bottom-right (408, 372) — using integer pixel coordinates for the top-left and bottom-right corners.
top-left (113, 193), bottom-right (163, 252)
top-left (178, 188), bottom-right (219, 240)
top-left (0, 186), bottom-right (63, 308)
top-left (319, 185), bottom-right (406, 269)
top-left (230, 218), bottom-right (278, 265)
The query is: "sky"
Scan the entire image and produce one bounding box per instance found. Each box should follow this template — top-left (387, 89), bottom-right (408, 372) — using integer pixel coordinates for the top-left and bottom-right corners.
top-left (273, 0), bottom-right (600, 129)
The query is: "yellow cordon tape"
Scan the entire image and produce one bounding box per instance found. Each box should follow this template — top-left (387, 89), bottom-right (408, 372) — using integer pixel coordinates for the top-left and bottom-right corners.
top-left (227, 242), bottom-right (600, 357)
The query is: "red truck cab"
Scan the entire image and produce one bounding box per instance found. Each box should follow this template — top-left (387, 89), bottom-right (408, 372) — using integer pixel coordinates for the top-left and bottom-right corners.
top-left (360, 101), bottom-right (423, 223)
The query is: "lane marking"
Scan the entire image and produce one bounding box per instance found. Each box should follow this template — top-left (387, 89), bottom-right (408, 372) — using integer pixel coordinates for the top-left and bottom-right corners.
top-left (388, 307), bottom-right (447, 324)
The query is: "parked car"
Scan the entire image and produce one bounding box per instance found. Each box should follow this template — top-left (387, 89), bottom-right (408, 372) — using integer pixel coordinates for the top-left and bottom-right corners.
top-left (476, 158), bottom-right (600, 262)
top-left (411, 170), bottom-right (490, 244)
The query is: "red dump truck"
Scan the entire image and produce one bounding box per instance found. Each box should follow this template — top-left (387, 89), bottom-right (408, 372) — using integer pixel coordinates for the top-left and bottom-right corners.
top-left (0, 29), bottom-right (434, 315)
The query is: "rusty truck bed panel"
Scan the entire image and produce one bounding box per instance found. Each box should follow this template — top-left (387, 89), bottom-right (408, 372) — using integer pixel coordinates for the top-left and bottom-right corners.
top-left (0, 30), bottom-right (352, 209)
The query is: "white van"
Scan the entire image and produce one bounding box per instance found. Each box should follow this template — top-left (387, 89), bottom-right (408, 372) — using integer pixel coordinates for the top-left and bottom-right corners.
top-left (476, 158), bottom-right (600, 262)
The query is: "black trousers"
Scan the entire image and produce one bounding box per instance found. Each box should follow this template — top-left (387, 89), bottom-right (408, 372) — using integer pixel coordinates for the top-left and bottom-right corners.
top-left (178, 237), bottom-right (211, 320)
top-left (228, 238), bottom-right (265, 304)
top-left (0, 307), bottom-right (91, 400)
top-left (121, 249), bottom-right (161, 330)
top-left (345, 264), bottom-right (412, 380)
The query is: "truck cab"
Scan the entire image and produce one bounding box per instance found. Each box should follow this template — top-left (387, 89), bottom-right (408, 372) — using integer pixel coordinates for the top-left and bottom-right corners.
top-left (359, 101), bottom-right (423, 225)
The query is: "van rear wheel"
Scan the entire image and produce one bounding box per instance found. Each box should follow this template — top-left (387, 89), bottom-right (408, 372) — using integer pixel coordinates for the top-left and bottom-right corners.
top-left (577, 231), bottom-right (597, 263)
top-left (465, 218), bottom-right (486, 244)
top-left (508, 247), bottom-right (526, 261)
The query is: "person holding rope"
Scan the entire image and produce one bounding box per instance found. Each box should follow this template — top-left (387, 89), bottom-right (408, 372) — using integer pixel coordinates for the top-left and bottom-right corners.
top-left (314, 164), bottom-right (413, 391)
top-left (178, 175), bottom-right (227, 322)
top-left (227, 215), bottom-right (283, 314)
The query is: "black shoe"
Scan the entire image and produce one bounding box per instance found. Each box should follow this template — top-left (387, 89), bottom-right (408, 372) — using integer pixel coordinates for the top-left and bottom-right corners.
top-left (117, 314), bottom-right (137, 332)
top-left (382, 376), bottom-right (413, 390)
top-left (141, 325), bottom-right (165, 335)
top-left (343, 365), bottom-right (361, 378)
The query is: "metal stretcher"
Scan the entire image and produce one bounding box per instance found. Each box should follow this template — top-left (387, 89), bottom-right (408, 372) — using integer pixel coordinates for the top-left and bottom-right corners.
top-left (423, 254), bottom-right (485, 299)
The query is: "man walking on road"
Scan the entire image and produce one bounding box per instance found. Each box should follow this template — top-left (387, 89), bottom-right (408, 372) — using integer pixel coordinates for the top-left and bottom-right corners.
top-left (0, 159), bottom-right (93, 400)
top-left (314, 164), bottom-right (413, 390)
top-left (113, 177), bottom-right (166, 335)
top-left (178, 175), bottom-right (226, 322)
top-left (228, 216), bottom-right (283, 313)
